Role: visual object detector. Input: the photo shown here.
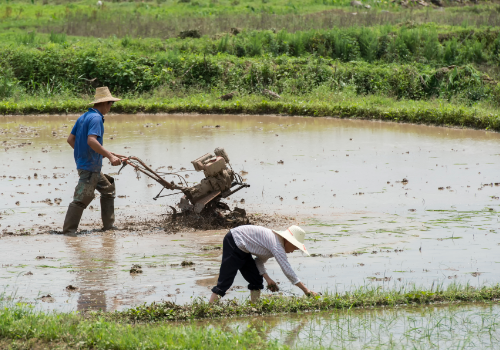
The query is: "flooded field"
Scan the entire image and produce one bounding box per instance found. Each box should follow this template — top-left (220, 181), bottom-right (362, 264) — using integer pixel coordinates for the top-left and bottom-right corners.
top-left (1, 114), bottom-right (499, 312)
top-left (204, 303), bottom-right (500, 349)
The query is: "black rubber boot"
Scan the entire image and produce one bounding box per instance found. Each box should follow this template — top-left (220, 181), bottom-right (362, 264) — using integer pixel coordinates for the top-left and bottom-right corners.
top-left (62, 204), bottom-right (84, 237)
top-left (100, 197), bottom-right (116, 230)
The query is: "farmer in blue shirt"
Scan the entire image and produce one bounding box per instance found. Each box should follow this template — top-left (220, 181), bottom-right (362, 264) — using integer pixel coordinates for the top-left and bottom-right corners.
top-left (62, 87), bottom-right (122, 236)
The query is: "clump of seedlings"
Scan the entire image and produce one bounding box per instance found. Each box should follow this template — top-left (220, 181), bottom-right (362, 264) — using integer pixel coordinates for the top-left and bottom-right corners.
top-left (130, 264), bottom-right (143, 274)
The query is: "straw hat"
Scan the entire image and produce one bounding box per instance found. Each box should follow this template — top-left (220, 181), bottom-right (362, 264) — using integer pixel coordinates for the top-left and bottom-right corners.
top-left (272, 225), bottom-right (310, 256)
top-left (89, 87), bottom-right (121, 105)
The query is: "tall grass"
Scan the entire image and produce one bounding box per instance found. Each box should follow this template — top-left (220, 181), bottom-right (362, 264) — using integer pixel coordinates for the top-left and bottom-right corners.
top-left (0, 303), bottom-right (285, 350)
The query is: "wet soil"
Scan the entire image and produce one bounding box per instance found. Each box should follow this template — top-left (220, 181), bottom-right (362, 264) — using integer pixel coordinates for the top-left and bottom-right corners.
top-left (0, 114), bottom-right (499, 311)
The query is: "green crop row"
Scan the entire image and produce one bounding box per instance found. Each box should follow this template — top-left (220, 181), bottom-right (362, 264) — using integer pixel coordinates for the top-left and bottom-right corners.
top-left (158, 26), bottom-right (500, 66)
top-left (4, 24), bottom-right (500, 65)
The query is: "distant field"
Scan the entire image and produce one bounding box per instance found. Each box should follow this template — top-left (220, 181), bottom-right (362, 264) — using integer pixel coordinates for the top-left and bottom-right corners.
top-left (1, 0), bottom-right (500, 37)
top-left (0, 0), bottom-right (499, 129)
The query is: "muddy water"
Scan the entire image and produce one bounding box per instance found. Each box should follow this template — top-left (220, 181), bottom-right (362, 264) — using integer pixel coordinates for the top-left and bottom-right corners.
top-left (0, 114), bottom-right (499, 311)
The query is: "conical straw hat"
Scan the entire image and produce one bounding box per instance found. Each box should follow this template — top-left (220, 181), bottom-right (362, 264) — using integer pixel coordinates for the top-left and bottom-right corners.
top-left (272, 225), bottom-right (310, 256)
top-left (89, 87), bottom-right (121, 105)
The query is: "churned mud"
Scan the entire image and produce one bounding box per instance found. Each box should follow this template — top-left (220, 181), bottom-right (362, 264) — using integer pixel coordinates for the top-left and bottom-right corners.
top-left (1, 114), bottom-right (499, 311)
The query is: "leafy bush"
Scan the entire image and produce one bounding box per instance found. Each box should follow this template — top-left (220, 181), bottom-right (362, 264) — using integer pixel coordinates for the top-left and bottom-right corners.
top-left (0, 66), bottom-right (22, 99)
top-left (0, 43), bottom-right (495, 104)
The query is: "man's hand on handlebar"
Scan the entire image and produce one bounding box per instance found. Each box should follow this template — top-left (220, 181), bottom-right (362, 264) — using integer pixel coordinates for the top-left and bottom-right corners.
top-left (108, 154), bottom-right (122, 166)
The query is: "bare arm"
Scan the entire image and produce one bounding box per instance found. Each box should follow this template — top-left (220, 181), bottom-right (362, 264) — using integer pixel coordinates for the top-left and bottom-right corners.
top-left (87, 135), bottom-right (121, 166)
top-left (67, 134), bottom-right (76, 149)
top-left (294, 282), bottom-right (318, 297)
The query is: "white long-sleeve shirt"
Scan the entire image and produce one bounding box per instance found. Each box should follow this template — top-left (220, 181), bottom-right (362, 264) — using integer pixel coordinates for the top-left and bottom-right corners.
top-left (231, 225), bottom-right (300, 285)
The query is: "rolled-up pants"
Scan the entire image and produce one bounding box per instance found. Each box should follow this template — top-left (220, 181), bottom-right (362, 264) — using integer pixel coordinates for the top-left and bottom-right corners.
top-left (71, 170), bottom-right (115, 208)
top-left (211, 231), bottom-right (264, 297)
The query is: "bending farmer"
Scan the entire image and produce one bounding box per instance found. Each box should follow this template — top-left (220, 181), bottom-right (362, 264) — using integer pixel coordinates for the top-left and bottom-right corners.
top-left (62, 87), bottom-right (122, 236)
top-left (210, 225), bottom-right (318, 303)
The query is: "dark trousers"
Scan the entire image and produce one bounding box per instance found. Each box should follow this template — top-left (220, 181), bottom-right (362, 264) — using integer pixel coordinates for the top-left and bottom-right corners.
top-left (211, 232), bottom-right (264, 297)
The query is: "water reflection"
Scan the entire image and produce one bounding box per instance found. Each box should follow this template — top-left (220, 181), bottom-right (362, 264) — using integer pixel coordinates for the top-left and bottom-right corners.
top-left (1, 114), bottom-right (500, 312)
top-left (195, 303), bottom-right (500, 349)
top-left (64, 234), bottom-right (118, 311)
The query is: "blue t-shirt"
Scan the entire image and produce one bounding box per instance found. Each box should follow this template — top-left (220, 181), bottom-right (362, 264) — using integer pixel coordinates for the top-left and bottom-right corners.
top-left (71, 108), bottom-right (105, 173)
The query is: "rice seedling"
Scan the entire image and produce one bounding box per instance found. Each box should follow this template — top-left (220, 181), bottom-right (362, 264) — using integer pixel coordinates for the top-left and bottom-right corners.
top-left (258, 302), bottom-right (500, 349)
top-left (98, 283), bottom-right (500, 322)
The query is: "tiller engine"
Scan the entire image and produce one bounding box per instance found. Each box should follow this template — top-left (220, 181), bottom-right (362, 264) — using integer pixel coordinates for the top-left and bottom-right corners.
top-left (114, 148), bottom-right (249, 215)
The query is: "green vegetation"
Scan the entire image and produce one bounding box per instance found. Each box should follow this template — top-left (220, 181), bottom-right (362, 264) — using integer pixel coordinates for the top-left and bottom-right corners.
top-left (108, 283), bottom-right (499, 321)
top-left (1, 25), bottom-right (500, 129)
top-left (2, 0), bottom-right (498, 37)
top-left (0, 304), bottom-right (285, 350)
top-left (2, 92), bottom-right (499, 130)
top-left (267, 302), bottom-right (500, 349)
top-left (1, 1), bottom-right (499, 130)
top-left (1, 284), bottom-right (499, 349)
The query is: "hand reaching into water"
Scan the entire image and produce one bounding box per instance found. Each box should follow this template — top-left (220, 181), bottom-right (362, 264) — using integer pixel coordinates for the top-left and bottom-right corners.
top-left (267, 281), bottom-right (279, 292)
top-left (305, 290), bottom-right (319, 297)
top-left (263, 273), bottom-right (279, 292)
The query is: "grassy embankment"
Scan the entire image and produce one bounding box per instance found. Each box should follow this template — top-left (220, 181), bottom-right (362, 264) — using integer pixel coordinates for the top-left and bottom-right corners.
top-left (1, 284), bottom-right (499, 349)
top-left (0, 306), bottom-right (285, 350)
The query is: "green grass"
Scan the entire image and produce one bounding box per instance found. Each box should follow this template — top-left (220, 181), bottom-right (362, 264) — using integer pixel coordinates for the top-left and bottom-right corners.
top-left (102, 284), bottom-right (500, 322)
top-left (1, 2), bottom-right (499, 132)
top-left (0, 304), bottom-right (286, 350)
top-left (1, 284), bottom-right (499, 349)
top-left (2, 90), bottom-right (499, 131)
top-left (1, 26), bottom-right (500, 115)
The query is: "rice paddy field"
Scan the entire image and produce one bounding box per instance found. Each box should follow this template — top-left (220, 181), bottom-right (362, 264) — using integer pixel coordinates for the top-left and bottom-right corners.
top-left (1, 0), bottom-right (500, 349)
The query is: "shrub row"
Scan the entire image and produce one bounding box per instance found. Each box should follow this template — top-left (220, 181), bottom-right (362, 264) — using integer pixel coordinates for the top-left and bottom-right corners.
top-left (1, 45), bottom-right (497, 105)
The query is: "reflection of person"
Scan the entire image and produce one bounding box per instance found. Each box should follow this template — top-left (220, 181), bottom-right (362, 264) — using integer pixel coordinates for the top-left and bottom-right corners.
top-left (65, 234), bottom-right (118, 311)
top-left (62, 87), bottom-right (122, 236)
top-left (209, 225), bottom-right (318, 303)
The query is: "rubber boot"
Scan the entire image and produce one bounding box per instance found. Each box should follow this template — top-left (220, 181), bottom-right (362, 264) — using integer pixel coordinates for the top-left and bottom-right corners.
top-left (250, 290), bottom-right (261, 304)
top-left (62, 204), bottom-right (84, 237)
top-left (100, 197), bottom-right (116, 231)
